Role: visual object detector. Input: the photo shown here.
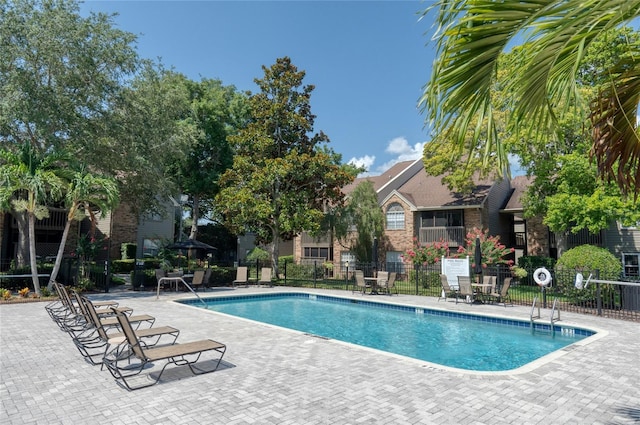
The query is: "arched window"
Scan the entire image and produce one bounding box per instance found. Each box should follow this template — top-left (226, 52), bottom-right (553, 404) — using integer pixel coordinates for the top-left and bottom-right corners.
top-left (386, 203), bottom-right (405, 230)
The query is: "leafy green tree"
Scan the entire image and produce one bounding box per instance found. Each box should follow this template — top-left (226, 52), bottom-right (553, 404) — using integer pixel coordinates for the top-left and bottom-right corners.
top-left (334, 180), bottom-right (385, 263)
top-left (0, 144), bottom-right (66, 295)
top-left (2, 0), bottom-right (193, 274)
top-left (422, 1), bottom-right (640, 196)
top-left (171, 78), bottom-right (248, 240)
top-left (103, 65), bottom-right (198, 216)
top-left (216, 57), bottom-right (356, 276)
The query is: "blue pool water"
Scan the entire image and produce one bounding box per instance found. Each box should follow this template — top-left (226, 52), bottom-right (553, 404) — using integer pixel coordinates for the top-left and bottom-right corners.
top-left (180, 293), bottom-right (593, 371)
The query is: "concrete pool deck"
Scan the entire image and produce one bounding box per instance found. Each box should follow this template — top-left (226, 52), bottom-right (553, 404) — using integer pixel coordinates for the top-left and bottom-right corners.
top-left (1, 286), bottom-right (639, 424)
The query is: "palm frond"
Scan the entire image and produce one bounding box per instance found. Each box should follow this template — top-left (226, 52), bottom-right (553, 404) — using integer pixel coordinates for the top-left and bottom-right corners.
top-left (590, 60), bottom-right (640, 196)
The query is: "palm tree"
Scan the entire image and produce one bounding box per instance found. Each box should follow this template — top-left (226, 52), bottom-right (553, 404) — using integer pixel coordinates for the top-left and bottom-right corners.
top-left (47, 166), bottom-right (119, 290)
top-left (422, 0), bottom-right (640, 196)
top-left (0, 144), bottom-right (66, 296)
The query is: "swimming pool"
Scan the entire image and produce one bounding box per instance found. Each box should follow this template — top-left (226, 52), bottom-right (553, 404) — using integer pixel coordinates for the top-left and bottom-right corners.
top-left (179, 293), bottom-right (595, 372)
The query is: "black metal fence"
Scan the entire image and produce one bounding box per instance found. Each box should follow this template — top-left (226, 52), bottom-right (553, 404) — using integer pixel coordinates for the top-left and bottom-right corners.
top-left (3, 256), bottom-right (639, 322)
top-left (273, 261), bottom-right (640, 322)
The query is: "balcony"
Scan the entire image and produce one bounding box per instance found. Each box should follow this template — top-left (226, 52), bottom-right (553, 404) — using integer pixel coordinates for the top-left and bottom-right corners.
top-left (418, 226), bottom-right (465, 247)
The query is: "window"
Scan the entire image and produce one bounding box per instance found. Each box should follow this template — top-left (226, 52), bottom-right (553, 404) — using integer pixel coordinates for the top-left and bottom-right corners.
top-left (303, 246), bottom-right (332, 260)
top-left (386, 251), bottom-right (405, 274)
top-left (622, 253), bottom-right (640, 278)
top-left (421, 210), bottom-right (463, 227)
top-left (142, 239), bottom-right (160, 257)
top-left (386, 203), bottom-right (405, 230)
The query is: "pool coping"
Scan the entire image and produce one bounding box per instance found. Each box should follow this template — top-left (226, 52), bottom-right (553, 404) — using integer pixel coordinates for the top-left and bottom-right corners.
top-left (174, 290), bottom-right (608, 376)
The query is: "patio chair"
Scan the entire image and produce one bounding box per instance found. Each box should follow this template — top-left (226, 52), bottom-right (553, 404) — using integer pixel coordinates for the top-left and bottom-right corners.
top-left (190, 270), bottom-right (206, 292)
top-left (458, 276), bottom-right (474, 304)
top-left (258, 267), bottom-right (272, 287)
top-left (353, 270), bottom-right (371, 295)
top-left (155, 268), bottom-right (166, 286)
top-left (73, 295), bottom-right (179, 366)
top-left (50, 282), bottom-right (120, 332)
top-left (103, 308), bottom-right (226, 390)
top-left (232, 266), bottom-right (248, 287)
top-left (376, 271), bottom-right (389, 294)
top-left (384, 272), bottom-right (398, 295)
top-left (70, 289), bottom-right (154, 331)
top-left (438, 274), bottom-right (458, 302)
top-left (203, 268), bottom-right (213, 289)
top-left (487, 277), bottom-right (513, 306)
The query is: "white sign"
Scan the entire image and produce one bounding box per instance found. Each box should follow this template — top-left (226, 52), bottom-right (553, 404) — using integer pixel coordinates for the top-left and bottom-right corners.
top-left (441, 256), bottom-right (469, 289)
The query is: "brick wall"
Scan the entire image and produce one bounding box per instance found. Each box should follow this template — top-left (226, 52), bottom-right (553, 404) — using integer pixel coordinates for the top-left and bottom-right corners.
top-left (382, 195), bottom-right (414, 253)
top-left (526, 216), bottom-right (550, 256)
top-left (108, 204), bottom-right (139, 260)
top-left (464, 208), bottom-right (484, 233)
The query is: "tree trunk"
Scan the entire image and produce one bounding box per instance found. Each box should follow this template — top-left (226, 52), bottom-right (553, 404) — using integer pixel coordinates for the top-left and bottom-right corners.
top-left (271, 228), bottom-right (280, 279)
top-left (48, 216), bottom-right (72, 290)
top-left (189, 195), bottom-right (199, 240)
top-left (28, 213), bottom-right (42, 296)
top-left (12, 211), bottom-right (29, 268)
top-left (555, 231), bottom-right (568, 258)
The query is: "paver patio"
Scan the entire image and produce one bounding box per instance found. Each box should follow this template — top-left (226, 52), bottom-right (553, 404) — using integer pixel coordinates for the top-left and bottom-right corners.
top-left (1, 286), bottom-right (639, 424)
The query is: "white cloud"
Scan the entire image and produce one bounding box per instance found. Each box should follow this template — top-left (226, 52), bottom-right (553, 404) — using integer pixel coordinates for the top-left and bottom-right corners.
top-left (372, 137), bottom-right (426, 174)
top-left (348, 155), bottom-right (376, 176)
top-left (385, 137), bottom-right (425, 159)
top-left (349, 137), bottom-right (427, 177)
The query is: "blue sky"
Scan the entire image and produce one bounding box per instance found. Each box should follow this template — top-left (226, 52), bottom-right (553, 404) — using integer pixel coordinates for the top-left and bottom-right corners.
top-left (80, 1), bottom-right (438, 175)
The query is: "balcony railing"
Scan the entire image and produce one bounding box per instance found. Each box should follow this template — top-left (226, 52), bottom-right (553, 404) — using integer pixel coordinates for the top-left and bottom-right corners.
top-left (11, 208), bottom-right (67, 230)
top-left (418, 226), bottom-right (465, 247)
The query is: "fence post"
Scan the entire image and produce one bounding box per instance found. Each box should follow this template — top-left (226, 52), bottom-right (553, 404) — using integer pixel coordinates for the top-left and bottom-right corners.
top-left (104, 260), bottom-right (110, 293)
top-left (283, 259), bottom-right (287, 283)
top-left (415, 264), bottom-right (419, 295)
top-left (595, 269), bottom-right (602, 316)
top-left (313, 260), bottom-right (317, 288)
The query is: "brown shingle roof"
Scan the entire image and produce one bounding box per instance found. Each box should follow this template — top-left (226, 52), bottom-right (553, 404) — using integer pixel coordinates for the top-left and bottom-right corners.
top-left (502, 175), bottom-right (532, 211)
top-left (396, 168), bottom-right (494, 209)
top-left (342, 160), bottom-right (415, 196)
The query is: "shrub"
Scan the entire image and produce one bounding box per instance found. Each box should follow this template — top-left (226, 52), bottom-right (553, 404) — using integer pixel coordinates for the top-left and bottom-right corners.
top-left (111, 259), bottom-right (135, 274)
top-left (0, 288), bottom-right (12, 300)
top-left (556, 245), bottom-right (622, 279)
top-left (247, 247), bottom-right (269, 262)
top-left (18, 287), bottom-right (30, 297)
top-left (278, 255), bottom-right (293, 271)
top-left (556, 245), bottom-right (622, 307)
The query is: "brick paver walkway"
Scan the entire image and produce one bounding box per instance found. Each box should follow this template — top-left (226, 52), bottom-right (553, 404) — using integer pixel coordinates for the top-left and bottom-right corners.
top-left (1, 287), bottom-right (639, 424)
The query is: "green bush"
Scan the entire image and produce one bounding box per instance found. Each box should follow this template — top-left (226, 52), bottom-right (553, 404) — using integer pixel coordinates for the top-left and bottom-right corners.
top-left (111, 259), bottom-right (135, 273)
top-left (247, 247), bottom-right (269, 261)
top-left (406, 270), bottom-right (440, 289)
top-left (278, 255), bottom-right (293, 271)
top-left (556, 245), bottom-right (622, 307)
top-left (556, 245), bottom-right (621, 279)
top-left (206, 267), bottom-right (235, 286)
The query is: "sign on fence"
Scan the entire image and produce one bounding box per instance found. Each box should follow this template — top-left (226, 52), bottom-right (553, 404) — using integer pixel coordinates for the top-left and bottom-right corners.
top-left (441, 256), bottom-right (469, 289)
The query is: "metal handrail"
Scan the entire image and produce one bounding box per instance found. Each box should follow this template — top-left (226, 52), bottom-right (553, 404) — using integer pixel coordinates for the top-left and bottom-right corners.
top-left (156, 276), bottom-right (207, 308)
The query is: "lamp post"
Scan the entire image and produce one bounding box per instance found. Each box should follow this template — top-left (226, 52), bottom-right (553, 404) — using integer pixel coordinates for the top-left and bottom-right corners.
top-left (345, 261), bottom-right (349, 282)
top-left (178, 194), bottom-right (188, 242)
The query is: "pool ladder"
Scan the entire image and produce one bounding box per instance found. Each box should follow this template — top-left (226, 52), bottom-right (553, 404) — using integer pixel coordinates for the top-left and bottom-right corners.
top-left (156, 277), bottom-right (207, 308)
top-left (530, 296), bottom-right (561, 335)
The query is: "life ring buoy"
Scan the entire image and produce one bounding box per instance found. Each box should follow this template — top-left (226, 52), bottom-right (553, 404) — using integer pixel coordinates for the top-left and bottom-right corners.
top-left (533, 267), bottom-right (552, 287)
